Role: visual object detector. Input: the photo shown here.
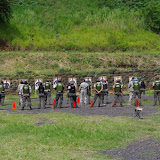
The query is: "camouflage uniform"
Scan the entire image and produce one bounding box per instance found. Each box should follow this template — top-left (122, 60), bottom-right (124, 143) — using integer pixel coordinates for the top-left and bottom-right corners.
top-left (79, 81), bottom-right (89, 105)
top-left (112, 82), bottom-right (123, 107)
top-left (133, 81), bottom-right (142, 106)
top-left (91, 82), bottom-right (103, 107)
top-left (0, 83), bottom-right (5, 106)
top-left (101, 81), bottom-right (109, 104)
top-left (54, 82), bottom-right (64, 108)
top-left (153, 80), bottom-right (160, 106)
top-left (38, 84), bottom-right (45, 109)
top-left (44, 82), bottom-right (51, 105)
top-left (22, 84), bottom-right (32, 110)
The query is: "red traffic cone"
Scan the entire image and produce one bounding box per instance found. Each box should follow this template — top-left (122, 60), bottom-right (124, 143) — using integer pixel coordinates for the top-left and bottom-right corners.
top-left (136, 98), bottom-right (139, 106)
top-left (73, 100), bottom-right (76, 108)
top-left (52, 99), bottom-right (55, 108)
top-left (90, 99), bottom-right (93, 107)
top-left (115, 104), bottom-right (117, 107)
top-left (77, 97), bottom-right (80, 104)
top-left (12, 101), bottom-right (16, 110)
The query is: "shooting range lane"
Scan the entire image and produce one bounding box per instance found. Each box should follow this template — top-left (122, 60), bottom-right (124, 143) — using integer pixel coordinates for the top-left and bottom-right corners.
top-left (100, 137), bottom-right (160, 160)
top-left (1, 95), bottom-right (159, 117)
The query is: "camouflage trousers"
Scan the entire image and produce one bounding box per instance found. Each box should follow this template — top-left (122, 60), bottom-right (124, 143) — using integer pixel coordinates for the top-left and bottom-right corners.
top-left (154, 90), bottom-right (160, 105)
top-left (0, 92), bottom-right (5, 106)
top-left (54, 92), bottom-right (63, 108)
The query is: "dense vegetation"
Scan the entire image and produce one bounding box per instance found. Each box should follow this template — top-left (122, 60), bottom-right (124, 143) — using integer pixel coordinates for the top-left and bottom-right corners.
top-left (0, 0), bottom-right (160, 51)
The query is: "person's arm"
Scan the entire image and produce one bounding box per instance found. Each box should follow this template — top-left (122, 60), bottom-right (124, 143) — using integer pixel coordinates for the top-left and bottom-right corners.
top-left (29, 86), bottom-right (32, 94)
top-left (98, 85), bottom-right (103, 93)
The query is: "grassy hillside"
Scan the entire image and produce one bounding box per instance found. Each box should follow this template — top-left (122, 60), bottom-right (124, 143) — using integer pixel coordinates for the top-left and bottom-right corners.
top-left (0, 51), bottom-right (159, 75)
top-left (1, 0), bottom-right (160, 51)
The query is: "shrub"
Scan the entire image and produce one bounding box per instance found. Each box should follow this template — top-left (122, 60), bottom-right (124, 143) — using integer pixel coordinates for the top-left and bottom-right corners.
top-left (143, 1), bottom-right (160, 33)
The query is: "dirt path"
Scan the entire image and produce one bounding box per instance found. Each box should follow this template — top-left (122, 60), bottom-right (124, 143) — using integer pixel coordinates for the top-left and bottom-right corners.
top-left (100, 137), bottom-right (160, 160)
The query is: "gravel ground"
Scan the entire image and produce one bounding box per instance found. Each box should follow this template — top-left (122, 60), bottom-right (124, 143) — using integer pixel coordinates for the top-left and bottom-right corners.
top-left (0, 95), bottom-right (159, 118)
top-left (100, 137), bottom-right (160, 160)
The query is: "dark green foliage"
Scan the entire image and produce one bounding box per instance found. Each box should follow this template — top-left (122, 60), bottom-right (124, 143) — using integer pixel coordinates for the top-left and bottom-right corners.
top-left (0, 0), bottom-right (12, 23)
top-left (143, 1), bottom-right (160, 33)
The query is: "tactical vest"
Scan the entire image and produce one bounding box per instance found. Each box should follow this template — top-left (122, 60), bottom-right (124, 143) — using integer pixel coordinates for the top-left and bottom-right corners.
top-left (0, 84), bottom-right (4, 92)
top-left (56, 83), bottom-right (64, 92)
top-left (154, 81), bottom-right (160, 90)
top-left (88, 84), bottom-right (91, 92)
top-left (45, 82), bottom-right (50, 90)
top-left (23, 85), bottom-right (30, 94)
top-left (114, 83), bottom-right (121, 92)
top-left (103, 83), bottom-right (108, 90)
top-left (133, 81), bottom-right (140, 91)
top-left (95, 82), bottom-right (102, 91)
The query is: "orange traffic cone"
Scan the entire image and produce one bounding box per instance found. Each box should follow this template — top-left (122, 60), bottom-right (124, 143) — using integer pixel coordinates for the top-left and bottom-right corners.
top-left (52, 99), bottom-right (55, 108)
top-left (136, 98), bottom-right (139, 106)
top-left (115, 104), bottom-right (117, 107)
top-left (77, 97), bottom-right (80, 104)
top-left (90, 99), bottom-right (93, 107)
top-left (73, 100), bottom-right (76, 108)
top-left (12, 101), bottom-right (16, 110)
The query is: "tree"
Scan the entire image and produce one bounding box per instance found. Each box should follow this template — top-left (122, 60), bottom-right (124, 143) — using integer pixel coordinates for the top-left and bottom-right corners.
top-left (0, 0), bottom-right (12, 23)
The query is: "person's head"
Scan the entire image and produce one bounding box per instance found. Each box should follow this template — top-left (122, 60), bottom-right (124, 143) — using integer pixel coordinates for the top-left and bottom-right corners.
top-left (58, 79), bottom-right (61, 83)
top-left (103, 79), bottom-right (106, 82)
top-left (134, 78), bottom-right (138, 82)
top-left (1, 81), bottom-right (3, 84)
top-left (24, 81), bottom-right (28, 85)
top-left (70, 81), bottom-right (74, 85)
top-left (46, 79), bottom-right (49, 82)
top-left (141, 78), bottom-right (144, 82)
top-left (96, 79), bottom-right (100, 82)
top-left (20, 80), bottom-right (23, 84)
top-left (83, 79), bottom-right (85, 82)
top-left (131, 77), bottom-right (135, 81)
top-left (155, 77), bottom-right (159, 80)
top-left (116, 79), bottom-right (120, 83)
top-left (40, 82), bottom-right (43, 86)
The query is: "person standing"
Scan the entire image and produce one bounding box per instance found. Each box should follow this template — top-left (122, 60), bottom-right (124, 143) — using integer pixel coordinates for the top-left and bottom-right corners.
top-left (101, 80), bottom-right (109, 105)
top-left (153, 77), bottom-right (160, 106)
top-left (112, 79), bottom-right (123, 107)
top-left (0, 81), bottom-right (5, 106)
top-left (21, 81), bottom-right (32, 110)
top-left (133, 78), bottom-right (142, 106)
top-left (128, 77), bottom-right (134, 105)
top-left (38, 82), bottom-right (45, 109)
top-left (67, 81), bottom-right (78, 108)
top-left (17, 80), bottom-right (24, 106)
top-left (79, 79), bottom-right (89, 106)
top-left (54, 79), bottom-right (64, 108)
top-left (140, 78), bottom-right (146, 100)
top-left (44, 79), bottom-right (51, 105)
top-left (91, 79), bottom-right (103, 107)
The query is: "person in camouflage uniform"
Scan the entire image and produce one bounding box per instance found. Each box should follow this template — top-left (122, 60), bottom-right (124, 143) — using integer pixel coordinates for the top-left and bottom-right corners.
top-left (91, 79), bottom-right (103, 107)
top-left (133, 78), bottom-right (142, 106)
top-left (0, 81), bottom-right (5, 106)
top-left (38, 82), bottom-right (45, 109)
top-left (153, 77), bottom-right (160, 106)
top-left (54, 79), bottom-right (64, 108)
top-left (112, 79), bottom-right (123, 107)
top-left (44, 79), bottom-right (51, 105)
top-left (21, 81), bottom-right (32, 110)
top-left (79, 79), bottom-right (89, 105)
top-left (87, 82), bottom-right (91, 104)
top-left (101, 79), bottom-right (109, 105)
top-left (17, 80), bottom-right (24, 106)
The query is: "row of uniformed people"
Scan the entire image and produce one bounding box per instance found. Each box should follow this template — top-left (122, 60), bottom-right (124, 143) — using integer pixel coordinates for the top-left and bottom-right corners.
top-left (17, 80), bottom-right (51, 110)
top-left (0, 76), bottom-right (160, 109)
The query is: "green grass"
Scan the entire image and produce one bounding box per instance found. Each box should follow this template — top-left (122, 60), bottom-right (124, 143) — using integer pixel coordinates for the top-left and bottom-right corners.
top-left (1, 0), bottom-right (160, 51)
top-left (0, 111), bottom-right (159, 160)
top-left (0, 51), bottom-right (159, 75)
